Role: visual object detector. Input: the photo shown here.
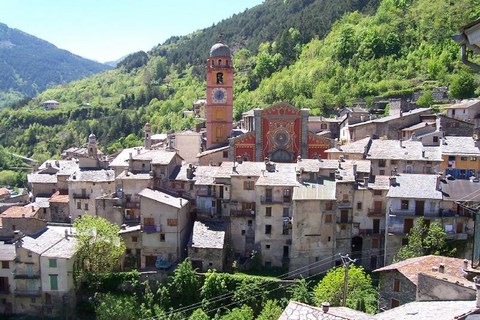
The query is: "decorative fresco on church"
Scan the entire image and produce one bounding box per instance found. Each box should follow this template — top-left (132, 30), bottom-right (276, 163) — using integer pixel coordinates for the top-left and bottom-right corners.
top-left (307, 133), bottom-right (331, 159)
top-left (233, 132), bottom-right (255, 161)
top-left (262, 104), bottom-right (301, 162)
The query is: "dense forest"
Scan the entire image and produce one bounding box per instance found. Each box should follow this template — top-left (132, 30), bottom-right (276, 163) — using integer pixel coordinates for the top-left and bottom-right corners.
top-left (0, 0), bottom-right (479, 167)
top-left (0, 22), bottom-right (111, 108)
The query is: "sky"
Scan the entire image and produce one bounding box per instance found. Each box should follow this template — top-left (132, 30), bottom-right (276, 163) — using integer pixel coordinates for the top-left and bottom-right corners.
top-left (0, 0), bottom-right (264, 63)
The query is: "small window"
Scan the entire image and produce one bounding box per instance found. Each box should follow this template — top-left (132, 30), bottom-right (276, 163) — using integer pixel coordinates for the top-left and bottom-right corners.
top-left (325, 201), bottom-right (333, 210)
top-left (325, 214), bottom-right (333, 224)
top-left (132, 236), bottom-right (138, 242)
top-left (266, 207), bottom-right (272, 217)
top-left (357, 202), bottom-right (362, 210)
top-left (84, 203), bottom-right (88, 210)
top-left (371, 238), bottom-right (379, 249)
top-left (461, 156), bottom-right (468, 161)
top-left (49, 259), bottom-right (57, 268)
top-left (433, 136), bottom-right (439, 143)
top-left (1, 261), bottom-right (9, 269)
top-left (243, 181), bottom-right (255, 190)
top-left (401, 200), bottom-right (409, 210)
top-left (28, 252), bottom-right (32, 258)
top-left (160, 234), bottom-right (165, 242)
top-left (223, 150), bottom-right (228, 158)
top-left (77, 202), bottom-right (81, 210)
top-left (266, 244), bottom-right (270, 249)
top-left (283, 207), bottom-right (289, 217)
top-left (248, 220), bottom-right (252, 227)
top-left (391, 299), bottom-right (400, 308)
top-left (265, 225), bottom-right (272, 234)
top-left (379, 170), bottom-right (385, 175)
top-left (472, 157), bottom-right (477, 161)
top-left (50, 274), bottom-right (58, 291)
top-left (167, 219), bottom-right (178, 226)
top-left (401, 238), bottom-right (409, 245)
top-left (241, 230), bottom-right (245, 236)
top-left (373, 190), bottom-right (382, 196)
top-left (393, 278), bottom-right (401, 292)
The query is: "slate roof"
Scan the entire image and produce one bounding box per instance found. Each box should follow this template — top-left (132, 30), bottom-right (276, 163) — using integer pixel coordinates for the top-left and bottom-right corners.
top-left (348, 108), bottom-right (431, 127)
top-left (445, 99), bottom-right (480, 109)
top-left (279, 301), bottom-right (374, 320)
top-left (336, 160), bottom-right (371, 182)
top-left (138, 188), bottom-right (187, 209)
top-left (401, 121), bottom-right (435, 131)
top-left (221, 161), bottom-right (265, 177)
top-left (293, 179), bottom-right (336, 200)
top-left (197, 145), bottom-right (229, 157)
top-left (27, 173), bottom-right (57, 184)
top-left (440, 177), bottom-right (480, 202)
top-left (42, 236), bottom-right (77, 259)
top-left (189, 220), bottom-right (226, 249)
top-left (386, 174), bottom-right (442, 199)
top-left (373, 255), bottom-right (468, 286)
top-left (255, 163), bottom-right (300, 187)
top-left (441, 136), bottom-right (480, 156)
top-left (49, 191), bottom-right (70, 203)
top-left (68, 169), bottom-right (115, 182)
top-left (116, 171), bottom-right (152, 180)
top-left (325, 137), bottom-right (371, 154)
top-left (368, 175), bottom-right (391, 190)
top-left (21, 226), bottom-right (67, 255)
top-left (367, 139), bottom-right (442, 161)
top-left (109, 147), bottom-right (146, 167)
top-left (373, 300), bottom-right (477, 320)
top-left (132, 150), bottom-right (179, 164)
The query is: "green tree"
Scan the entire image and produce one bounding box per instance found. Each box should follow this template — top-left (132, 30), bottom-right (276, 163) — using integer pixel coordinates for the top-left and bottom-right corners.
top-left (416, 90), bottom-right (434, 107)
top-left (170, 258), bottom-right (199, 308)
top-left (220, 305), bottom-right (254, 320)
top-left (313, 265), bottom-right (377, 314)
top-left (287, 276), bottom-right (313, 304)
top-left (450, 72), bottom-right (477, 99)
top-left (394, 217), bottom-right (452, 262)
top-left (95, 293), bottom-right (139, 320)
top-left (257, 300), bottom-right (283, 320)
top-left (189, 308), bottom-right (209, 320)
top-left (200, 270), bottom-right (233, 313)
top-left (73, 216), bottom-right (126, 287)
top-left (233, 278), bottom-right (267, 315)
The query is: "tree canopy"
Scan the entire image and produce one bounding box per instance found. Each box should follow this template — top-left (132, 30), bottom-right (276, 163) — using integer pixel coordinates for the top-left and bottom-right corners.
top-left (73, 215), bottom-right (126, 286)
top-left (313, 264), bottom-right (377, 314)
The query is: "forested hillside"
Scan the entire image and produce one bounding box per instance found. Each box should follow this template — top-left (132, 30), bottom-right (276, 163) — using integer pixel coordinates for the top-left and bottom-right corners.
top-left (0, 0), bottom-right (479, 165)
top-left (0, 23), bottom-right (111, 108)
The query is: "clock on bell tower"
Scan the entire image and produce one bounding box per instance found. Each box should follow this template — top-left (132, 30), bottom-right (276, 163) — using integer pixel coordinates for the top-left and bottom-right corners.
top-left (206, 40), bottom-right (234, 149)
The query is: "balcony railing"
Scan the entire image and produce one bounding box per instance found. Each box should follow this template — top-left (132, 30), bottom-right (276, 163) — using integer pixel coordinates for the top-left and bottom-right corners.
top-left (337, 201), bottom-right (353, 209)
top-left (231, 209), bottom-right (256, 217)
top-left (336, 216), bottom-right (353, 224)
top-left (15, 289), bottom-right (41, 297)
top-left (358, 229), bottom-right (386, 236)
top-left (389, 209), bottom-right (439, 217)
top-left (14, 272), bottom-right (40, 279)
top-left (124, 217), bottom-right (140, 225)
top-left (125, 202), bottom-right (140, 209)
top-left (72, 193), bottom-right (90, 199)
top-left (368, 209), bottom-right (384, 217)
top-left (260, 196), bottom-right (290, 204)
top-left (142, 225), bottom-right (161, 233)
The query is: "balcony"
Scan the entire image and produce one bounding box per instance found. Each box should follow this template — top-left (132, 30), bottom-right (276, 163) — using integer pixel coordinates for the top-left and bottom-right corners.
top-left (14, 272), bottom-right (40, 279)
top-left (389, 209), bottom-right (439, 217)
top-left (72, 193), bottom-right (90, 199)
top-left (123, 217), bottom-right (140, 225)
top-left (445, 233), bottom-right (468, 240)
top-left (358, 229), bottom-right (385, 236)
top-left (260, 196), bottom-right (288, 204)
top-left (368, 209), bottom-right (384, 217)
top-left (125, 202), bottom-right (140, 209)
top-left (197, 190), bottom-right (217, 198)
top-left (337, 201), bottom-right (352, 209)
top-left (231, 209), bottom-right (256, 217)
top-left (142, 225), bottom-right (161, 233)
top-left (15, 289), bottom-right (41, 297)
top-left (336, 216), bottom-right (353, 224)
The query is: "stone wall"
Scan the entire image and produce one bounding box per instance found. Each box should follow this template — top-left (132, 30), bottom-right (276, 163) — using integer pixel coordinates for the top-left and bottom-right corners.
top-left (378, 271), bottom-right (416, 310)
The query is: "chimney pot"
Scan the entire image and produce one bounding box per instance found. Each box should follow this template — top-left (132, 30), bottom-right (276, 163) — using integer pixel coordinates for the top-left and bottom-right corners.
top-left (322, 302), bottom-right (330, 313)
top-left (439, 263), bottom-right (445, 273)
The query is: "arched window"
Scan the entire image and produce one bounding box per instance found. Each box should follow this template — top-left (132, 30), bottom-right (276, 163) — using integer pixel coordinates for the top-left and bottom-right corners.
top-left (218, 59), bottom-right (222, 65)
top-left (216, 72), bottom-right (223, 84)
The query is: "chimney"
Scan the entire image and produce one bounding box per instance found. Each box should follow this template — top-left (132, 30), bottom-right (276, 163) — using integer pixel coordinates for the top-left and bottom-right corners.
top-left (322, 302), bottom-right (330, 313)
top-left (124, 168), bottom-right (129, 176)
top-left (353, 163), bottom-right (357, 179)
top-left (129, 152), bottom-right (133, 168)
top-left (389, 176), bottom-right (397, 186)
top-left (439, 263), bottom-right (445, 273)
top-left (475, 277), bottom-right (480, 308)
top-left (31, 206), bottom-right (34, 212)
top-left (364, 176), bottom-right (369, 186)
top-left (422, 150), bottom-right (426, 158)
top-left (121, 224), bottom-right (127, 230)
top-left (145, 122), bottom-right (152, 150)
top-left (399, 139), bottom-right (403, 148)
top-left (464, 259), bottom-right (469, 270)
top-left (65, 229), bottom-right (69, 239)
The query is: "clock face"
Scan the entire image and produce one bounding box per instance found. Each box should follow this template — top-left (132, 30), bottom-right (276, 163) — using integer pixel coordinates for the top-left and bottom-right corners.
top-left (212, 88), bottom-right (227, 104)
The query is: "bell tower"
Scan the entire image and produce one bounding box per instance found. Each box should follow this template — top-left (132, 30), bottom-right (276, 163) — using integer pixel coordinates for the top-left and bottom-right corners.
top-left (206, 40), bottom-right (234, 149)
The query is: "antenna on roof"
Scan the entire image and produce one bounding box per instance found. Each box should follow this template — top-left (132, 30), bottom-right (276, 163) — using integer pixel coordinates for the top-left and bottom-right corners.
top-left (218, 33), bottom-right (224, 43)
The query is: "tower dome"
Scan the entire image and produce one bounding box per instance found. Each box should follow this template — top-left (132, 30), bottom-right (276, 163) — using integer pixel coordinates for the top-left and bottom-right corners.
top-left (210, 42), bottom-right (231, 57)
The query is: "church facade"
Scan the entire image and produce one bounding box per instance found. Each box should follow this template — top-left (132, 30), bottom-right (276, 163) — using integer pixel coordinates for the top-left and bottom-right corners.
top-left (204, 41), bottom-right (332, 162)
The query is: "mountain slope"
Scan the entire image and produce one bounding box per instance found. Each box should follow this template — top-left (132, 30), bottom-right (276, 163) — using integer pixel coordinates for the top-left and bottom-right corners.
top-left (0, 22), bottom-right (111, 107)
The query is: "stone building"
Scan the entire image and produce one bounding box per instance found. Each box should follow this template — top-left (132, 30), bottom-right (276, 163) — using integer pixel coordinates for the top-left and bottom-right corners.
top-left (188, 220), bottom-right (227, 272)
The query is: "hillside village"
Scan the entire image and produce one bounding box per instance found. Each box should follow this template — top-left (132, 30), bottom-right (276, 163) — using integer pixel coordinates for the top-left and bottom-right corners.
top-left (2, 36), bottom-right (480, 318)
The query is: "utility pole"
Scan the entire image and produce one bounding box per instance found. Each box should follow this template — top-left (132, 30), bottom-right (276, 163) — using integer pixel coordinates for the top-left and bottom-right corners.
top-left (340, 254), bottom-right (356, 307)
